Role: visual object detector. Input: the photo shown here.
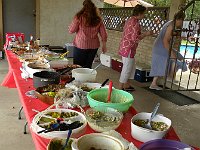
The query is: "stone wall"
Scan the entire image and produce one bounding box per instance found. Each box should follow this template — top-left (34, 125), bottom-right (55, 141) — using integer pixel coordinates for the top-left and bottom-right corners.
top-left (106, 29), bottom-right (156, 67)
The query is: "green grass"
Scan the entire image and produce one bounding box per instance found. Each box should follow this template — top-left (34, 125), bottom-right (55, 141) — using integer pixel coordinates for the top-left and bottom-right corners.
top-left (181, 40), bottom-right (196, 46)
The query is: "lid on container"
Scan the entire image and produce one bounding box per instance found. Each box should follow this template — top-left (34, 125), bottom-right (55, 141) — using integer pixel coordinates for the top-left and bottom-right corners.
top-left (33, 71), bottom-right (60, 78)
top-left (139, 139), bottom-right (193, 150)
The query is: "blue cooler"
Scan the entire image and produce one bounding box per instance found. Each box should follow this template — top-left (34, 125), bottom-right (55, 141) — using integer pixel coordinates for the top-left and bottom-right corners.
top-left (134, 65), bottom-right (153, 82)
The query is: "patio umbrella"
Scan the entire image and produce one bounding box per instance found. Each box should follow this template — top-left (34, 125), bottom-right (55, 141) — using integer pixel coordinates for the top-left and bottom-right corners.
top-left (104, 0), bottom-right (154, 7)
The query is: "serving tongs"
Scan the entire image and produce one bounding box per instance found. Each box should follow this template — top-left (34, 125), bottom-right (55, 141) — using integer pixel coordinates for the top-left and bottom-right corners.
top-left (59, 51), bottom-right (69, 58)
top-left (58, 67), bottom-right (74, 75)
top-left (100, 79), bottom-right (109, 88)
top-left (37, 122), bottom-right (60, 134)
top-left (37, 121), bottom-right (83, 134)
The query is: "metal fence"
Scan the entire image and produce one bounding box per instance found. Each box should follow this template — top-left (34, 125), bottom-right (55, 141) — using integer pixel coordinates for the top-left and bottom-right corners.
top-left (164, 0), bottom-right (200, 91)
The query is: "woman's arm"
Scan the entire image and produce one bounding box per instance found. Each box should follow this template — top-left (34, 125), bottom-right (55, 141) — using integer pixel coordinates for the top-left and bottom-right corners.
top-left (163, 25), bottom-right (177, 58)
top-left (68, 16), bottom-right (80, 34)
top-left (139, 31), bottom-right (153, 40)
top-left (130, 23), bottom-right (152, 43)
top-left (99, 21), bottom-right (108, 53)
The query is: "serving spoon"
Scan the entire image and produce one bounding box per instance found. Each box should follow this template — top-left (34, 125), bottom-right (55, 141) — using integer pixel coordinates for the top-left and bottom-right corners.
top-left (91, 63), bottom-right (102, 74)
top-left (62, 129), bottom-right (72, 150)
top-left (144, 103), bottom-right (160, 130)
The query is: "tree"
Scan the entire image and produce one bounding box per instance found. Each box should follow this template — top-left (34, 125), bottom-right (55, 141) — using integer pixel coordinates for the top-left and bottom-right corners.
top-left (145, 0), bottom-right (200, 20)
top-left (103, 0), bottom-right (200, 20)
top-left (144, 0), bottom-right (171, 6)
top-left (184, 1), bottom-right (200, 20)
top-left (104, 2), bottom-right (118, 8)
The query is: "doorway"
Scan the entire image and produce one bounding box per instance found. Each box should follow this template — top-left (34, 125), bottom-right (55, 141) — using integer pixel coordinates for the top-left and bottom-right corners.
top-left (2, 0), bottom-right (36, 42)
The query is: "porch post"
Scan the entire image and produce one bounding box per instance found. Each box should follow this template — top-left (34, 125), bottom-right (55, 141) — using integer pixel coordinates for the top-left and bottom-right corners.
top-left (169, 0), bottom-right (186, 20)
top-left (36, 0), bottom-right (40, 39)
top-left (0, 0), bottom-right (3, 50)
top-left (0, 0), bottom-right (4, 59)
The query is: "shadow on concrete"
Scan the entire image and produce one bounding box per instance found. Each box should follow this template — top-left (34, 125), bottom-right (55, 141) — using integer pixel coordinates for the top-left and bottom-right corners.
top-left (144, 86), bottom-right (200, 106)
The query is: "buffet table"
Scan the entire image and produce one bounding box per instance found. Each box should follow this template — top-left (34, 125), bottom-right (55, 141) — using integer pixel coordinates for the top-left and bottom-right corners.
top-left (1, 50), bottom-right (199, 150)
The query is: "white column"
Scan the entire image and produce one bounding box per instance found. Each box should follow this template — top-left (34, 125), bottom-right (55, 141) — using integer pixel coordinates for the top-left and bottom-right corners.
top-left (169, 0), bottom-right (186, 20)
top-left (0, 0), bottom-right (3, 50)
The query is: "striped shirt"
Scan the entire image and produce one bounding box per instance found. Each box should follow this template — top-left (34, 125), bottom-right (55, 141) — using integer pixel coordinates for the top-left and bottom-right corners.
top-left (119, 16), bottom-right (141, 58)
top-left (69, 16), bottom-right (107, 49)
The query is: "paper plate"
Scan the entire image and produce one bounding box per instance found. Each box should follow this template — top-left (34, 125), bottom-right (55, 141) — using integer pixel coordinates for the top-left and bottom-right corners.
top-left (139, 139), bottom-right (194, 150)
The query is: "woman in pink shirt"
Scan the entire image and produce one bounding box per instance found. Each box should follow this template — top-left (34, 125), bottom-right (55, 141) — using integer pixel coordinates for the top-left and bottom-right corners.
top-left (118, 4), bottom-right (152, 91)
top-left (69, 0), bottom-right (107, 68)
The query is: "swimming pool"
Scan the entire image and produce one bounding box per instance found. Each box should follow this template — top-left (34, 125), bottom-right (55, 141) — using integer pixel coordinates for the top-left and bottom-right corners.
top-left (180, 45), bottom-right (200, 59)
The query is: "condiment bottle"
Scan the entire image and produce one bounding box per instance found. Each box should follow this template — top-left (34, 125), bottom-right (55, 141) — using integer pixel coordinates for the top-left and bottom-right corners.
top-left (29, 35), bottom-right (34, 47)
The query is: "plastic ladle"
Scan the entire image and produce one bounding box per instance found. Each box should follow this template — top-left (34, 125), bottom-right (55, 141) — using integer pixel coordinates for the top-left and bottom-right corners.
top-left (107, 81), bottom-right (113, 103)
top-left (144, 103), bottom-right (160, 130)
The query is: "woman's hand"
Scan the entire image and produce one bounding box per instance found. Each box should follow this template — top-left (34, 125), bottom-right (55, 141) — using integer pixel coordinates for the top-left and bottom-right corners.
top-left (171, 52), bottom-right (178, 59)
top-left (102, 44), bottom-right (107, 53)
top-left (145, 30), bottom-right (154, 36)
top-left (101, 41), bottom-right (107, 53)
top-left (140, 30), bottom-right (154, 40)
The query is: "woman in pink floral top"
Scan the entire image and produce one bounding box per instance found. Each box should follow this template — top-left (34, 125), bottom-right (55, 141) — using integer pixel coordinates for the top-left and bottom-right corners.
top-left (69, 0), bottom-right (107, 68)
top-left (118, 5), bottom-right (153, 91)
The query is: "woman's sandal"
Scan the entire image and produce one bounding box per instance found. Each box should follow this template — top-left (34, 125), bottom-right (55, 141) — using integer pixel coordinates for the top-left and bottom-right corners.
top-left (123, 86), bottom-right (135, 91)
top-left (149, 85), bottom-right (162, 90)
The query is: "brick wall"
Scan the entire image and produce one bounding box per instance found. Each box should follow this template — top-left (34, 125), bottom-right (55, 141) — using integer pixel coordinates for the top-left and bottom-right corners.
top-left (106, 29), bottom-right (156, 68)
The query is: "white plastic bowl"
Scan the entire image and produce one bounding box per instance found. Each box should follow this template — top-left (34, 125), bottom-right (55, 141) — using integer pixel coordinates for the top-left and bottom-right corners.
top-left (72, 68), bottom-right (97, 82)
top-left (131, 112), bottom-right (171, 142)
top-left (71, 133), bottom-right (125, 150)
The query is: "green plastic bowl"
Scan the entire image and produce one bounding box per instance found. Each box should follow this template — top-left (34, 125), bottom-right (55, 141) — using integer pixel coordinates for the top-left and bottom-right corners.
top-left (87, 88), bottom-right (134, 113)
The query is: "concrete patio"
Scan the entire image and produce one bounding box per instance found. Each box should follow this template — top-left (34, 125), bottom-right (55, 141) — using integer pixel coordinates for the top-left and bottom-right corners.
top-left (0, 58), bottom-right (200, 150)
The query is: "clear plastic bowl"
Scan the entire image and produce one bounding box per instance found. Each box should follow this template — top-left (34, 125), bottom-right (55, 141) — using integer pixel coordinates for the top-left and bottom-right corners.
top-left (85, 106), bottom-right (123, 132)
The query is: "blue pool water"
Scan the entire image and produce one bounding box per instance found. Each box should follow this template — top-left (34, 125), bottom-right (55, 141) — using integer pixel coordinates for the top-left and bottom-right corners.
top-left (180, 45), bottom-right (200, 59)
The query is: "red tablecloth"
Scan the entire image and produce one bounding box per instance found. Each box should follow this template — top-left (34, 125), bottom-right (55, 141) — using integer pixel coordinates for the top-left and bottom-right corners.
top-left (2, 50), bottom-right (199, 150)
top-left (1, 50), bottom-right (17, 88)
